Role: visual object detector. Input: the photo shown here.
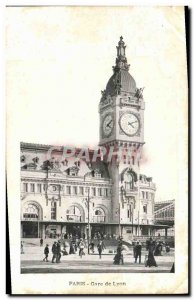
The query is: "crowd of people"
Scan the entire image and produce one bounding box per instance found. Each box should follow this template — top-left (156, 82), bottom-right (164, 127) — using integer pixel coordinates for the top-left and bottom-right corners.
top-left (21, 236), bottom-right (171, 268)
top-left (44, 232), bottom-right (123, 240)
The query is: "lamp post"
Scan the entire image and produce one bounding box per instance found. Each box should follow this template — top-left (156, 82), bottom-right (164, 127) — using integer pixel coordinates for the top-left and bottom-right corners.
top-left (119, 203), bottom-right (121, 238)
top-left (127, 201), bottom-right (134, 239)
top-left (131, 203), bottom-right (134, 239)
top-left (83, 187), bottom-right (92, 255)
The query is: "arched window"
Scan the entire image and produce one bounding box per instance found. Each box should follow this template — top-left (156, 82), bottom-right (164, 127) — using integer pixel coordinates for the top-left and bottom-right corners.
top-left (23, 203), bottom-right (39, 220)
top-left (93, 208), bottom-right (106, 223)
top-left (124, 172), bottom-right (133, 191)
top-left (66, 205), bottom-right (81, 222)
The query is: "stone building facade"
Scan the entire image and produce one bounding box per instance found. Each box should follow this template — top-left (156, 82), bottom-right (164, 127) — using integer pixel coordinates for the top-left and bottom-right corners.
top-left (21, 37), bottom-right (156, 239)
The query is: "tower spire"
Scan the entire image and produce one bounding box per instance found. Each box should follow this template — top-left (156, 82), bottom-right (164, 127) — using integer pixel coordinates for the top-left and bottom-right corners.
top-left (114, 36), bottom-right (130, 71)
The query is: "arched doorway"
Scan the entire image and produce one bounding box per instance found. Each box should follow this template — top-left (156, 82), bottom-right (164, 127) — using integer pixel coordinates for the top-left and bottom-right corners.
top-left (91, 207), bottom-right (106, 238)
top-left (22, 202), bottom-right (41, 238)
top-left (65, 205), bottom-right (83, 238)
top-left (93, 208), bottom-right (106, 223)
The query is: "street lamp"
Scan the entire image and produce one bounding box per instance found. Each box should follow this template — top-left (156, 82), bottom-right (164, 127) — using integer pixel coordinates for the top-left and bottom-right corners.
top-left (127, 201), bottom-right (134, 239)
top-left (116, 203), bottom-right (122, 238)
top-left (83, 187), bottom-right (92, 255)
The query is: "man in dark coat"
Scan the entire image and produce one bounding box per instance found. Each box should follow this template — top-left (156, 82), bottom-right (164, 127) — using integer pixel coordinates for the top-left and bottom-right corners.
top-left (56, 241), bottom-right (61, 263)
top-left (43, 244), bottom-right (49, 262)
top-left (134, 241), bottom-right (142, 264)
top-left (97, 240), bottom-right (105, 259)
top-left (52, 241), bottom-right (58, 263)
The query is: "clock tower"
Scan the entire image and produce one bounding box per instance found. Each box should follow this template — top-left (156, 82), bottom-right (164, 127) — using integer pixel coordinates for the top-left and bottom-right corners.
top-left (99, 37), bottom-right (146, 235)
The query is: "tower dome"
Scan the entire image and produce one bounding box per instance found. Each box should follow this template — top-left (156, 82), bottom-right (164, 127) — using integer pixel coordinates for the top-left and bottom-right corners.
top-left (105, 36), bottom-right (136, 97)
top-left (106, 70), bottom-right (136, 96)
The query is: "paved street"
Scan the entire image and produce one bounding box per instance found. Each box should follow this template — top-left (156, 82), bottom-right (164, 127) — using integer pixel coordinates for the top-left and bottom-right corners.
top-left (21, 242), bottom-right (174, 273)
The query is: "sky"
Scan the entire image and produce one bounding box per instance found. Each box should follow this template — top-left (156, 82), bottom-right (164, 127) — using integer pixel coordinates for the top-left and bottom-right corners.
top-left (6, 6), bottom-right (187, 201)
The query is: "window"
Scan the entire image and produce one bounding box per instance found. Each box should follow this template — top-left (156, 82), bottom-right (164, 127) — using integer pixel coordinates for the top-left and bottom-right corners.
top-left (143, 205), bottom-right (147, 213)
top-left (94, 170), bottom-right (101, 178)
top-left (52, 185), bottom-right (57, 191)
top-left (75, 161), bottom-right (80, 167)
top-left (146, 192), bottom-right (148, 199)
top-left (37, 184), bottom-right (41, 193)
top-left (91, 187), bottom-right (96, 196)
top-left (142, 191), bottom-right (145, 199)
top-left (30, 183), bottom-right (35, 192)
top-left (43, 184), bottom-right (46, 191)
top-left (23, 203), bottom-right (39, 220)
top-left (127, 209), bottom-right (130, 218)
top-left (23, 183), bottom-right (28, 192)
top-left (127, 205), bottom-right (132, 221)
top-left (105, 188), bottom-right (108, 197)
top-left (69, 167), bottom-right (79, 176)
top-left (85, 187), bottom-right (90, 195)
top-left (66, 205), bottom-right (81, 222)
top-left (72, 186), bottom-right (77, 195)
top-left (93, 208), bottom-right (105, 223)
top-left (66, 186), bottom-right (71, 195)
top-left (51, 202), bottom-right (57, 220)
top-left (79, 187), bottom-right (84, 195)
top-left (98, 188), bottom-right (102, 197)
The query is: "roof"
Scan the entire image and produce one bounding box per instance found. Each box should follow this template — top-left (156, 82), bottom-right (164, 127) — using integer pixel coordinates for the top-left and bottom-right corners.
top-left (106, 69), bottom-right (136, 96)
top-left (154, 200), bottom-right (175, 212)
top-left (88, 161), bottom-right (110, 179)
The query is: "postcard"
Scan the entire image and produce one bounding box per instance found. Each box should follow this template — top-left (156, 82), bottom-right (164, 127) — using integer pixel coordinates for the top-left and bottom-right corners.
top-left (6, 6), bottom-right (188, 294)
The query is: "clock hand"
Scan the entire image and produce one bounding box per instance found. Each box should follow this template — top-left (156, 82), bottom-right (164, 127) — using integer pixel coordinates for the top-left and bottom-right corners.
top-left (128, 122), bottom-right (134, 128)
top-left (130, 121), bottom-right (138, 125)
top-left (107, 120), bottom-right (113, 127)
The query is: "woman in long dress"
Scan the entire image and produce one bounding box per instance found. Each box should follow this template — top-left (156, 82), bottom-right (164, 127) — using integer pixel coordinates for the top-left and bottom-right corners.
top-left (146, 240), bottom-right (157, 267)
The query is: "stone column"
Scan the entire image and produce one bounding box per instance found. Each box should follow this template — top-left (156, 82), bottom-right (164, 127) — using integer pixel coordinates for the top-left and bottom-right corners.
top-left (42, 224), bottom-right (46, 239)
top-left (21, 223), bottom-right (23, 238)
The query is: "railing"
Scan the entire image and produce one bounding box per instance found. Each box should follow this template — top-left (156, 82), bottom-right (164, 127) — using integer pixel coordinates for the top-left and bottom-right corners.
top-left (92, 216), bottom-right (106, 223)
top-left (139, 182), bottom-right (156, 189)
top-left (66, 215), bottom-right (82, 222)
top-left (155, 216), bottom-right (174, 221)
top-left (125, 187), bottom-right (138, 194)
top-left (22, 217), bottom-right (39, 221)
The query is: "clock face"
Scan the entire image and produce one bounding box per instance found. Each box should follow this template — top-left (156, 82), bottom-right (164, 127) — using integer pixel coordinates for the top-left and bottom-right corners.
top-left (120, 113), bottom-right (140, 136)
top-left (102, 114), bottom-right (114, 137)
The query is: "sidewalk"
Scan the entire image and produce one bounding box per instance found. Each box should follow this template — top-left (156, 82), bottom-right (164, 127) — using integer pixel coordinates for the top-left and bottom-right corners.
top-left (21, 245), bottom-right (174, 273)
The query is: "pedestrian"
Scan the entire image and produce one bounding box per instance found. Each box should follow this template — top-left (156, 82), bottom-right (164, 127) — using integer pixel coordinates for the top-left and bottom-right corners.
top-left (43, 244), bottom-right (49, 262)
top-left (145, 239), bottom-right (157, 267)
top-left (132, 239), bottom-right (137, 258)
top-left (154, 241), bottom-right (162, 256)
top-left (97, 240), bottom-right (105, 259)
top-left (78, 238), bottom-right (85, 258)
top-left (165, 243), bottom-right (170, 253)
top-left (89, 241), bottom-right (95, 253)
top-left (21, 241), bottom-right (24, 254)
top-left (40, 238), bottom-right (43, 246)
top-left (69, 240), bottom-right (76, 254)
top-left (51, 241), bottom-right (58, 263)
top-left (134, 241), bottom-right (142, 264)
top-left (56, 241), bottom-right (61, 263)
top-left (113, 242), bottom-right (124, 265)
